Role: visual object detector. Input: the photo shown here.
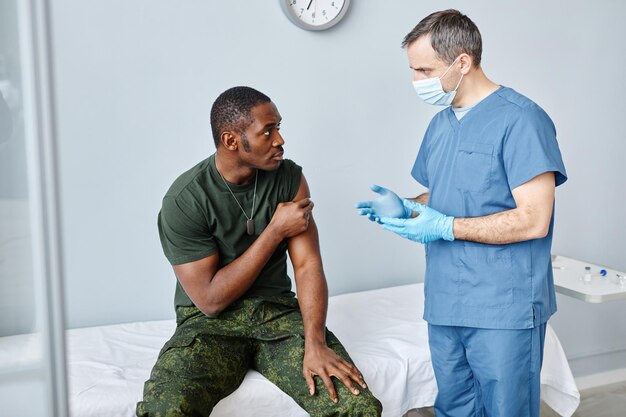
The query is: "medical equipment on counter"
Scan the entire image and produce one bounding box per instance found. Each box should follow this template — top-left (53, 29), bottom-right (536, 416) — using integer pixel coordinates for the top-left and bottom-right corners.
top-left (611, 273), bottom-right (626, 287)
top-left (580, 266), bottom-right (607, 284)
top-left (552, 255), bottom-right (626, 302)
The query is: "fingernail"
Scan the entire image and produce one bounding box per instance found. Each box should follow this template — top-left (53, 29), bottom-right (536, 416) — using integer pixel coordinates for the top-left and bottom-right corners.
top-left (353, 389), bottom-right (360, 395)
top-left (333, 398), bottom-right (338, 404)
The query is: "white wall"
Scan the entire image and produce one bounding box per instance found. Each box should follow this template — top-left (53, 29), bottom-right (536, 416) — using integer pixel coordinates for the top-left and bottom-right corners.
top-left (50, 0), bottom-right (626, 377)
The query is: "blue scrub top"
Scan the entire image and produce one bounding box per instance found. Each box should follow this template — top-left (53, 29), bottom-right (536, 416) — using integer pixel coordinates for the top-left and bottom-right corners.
top-left (412, 86), bottom-right (567, 330)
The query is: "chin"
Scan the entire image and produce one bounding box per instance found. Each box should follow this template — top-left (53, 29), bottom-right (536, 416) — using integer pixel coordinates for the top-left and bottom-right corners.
top-left (255, 160), bottom-right (281, 172)
top-left (268, 159), bottom-right (283, 170)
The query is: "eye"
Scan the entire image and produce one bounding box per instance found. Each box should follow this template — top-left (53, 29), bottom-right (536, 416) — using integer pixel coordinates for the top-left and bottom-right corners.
top-left (264, 125), bottom-right (281, 137)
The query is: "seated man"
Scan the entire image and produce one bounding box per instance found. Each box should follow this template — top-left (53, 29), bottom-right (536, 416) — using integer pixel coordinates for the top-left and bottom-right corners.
top-left (137, 86), bottom-right (383, 417)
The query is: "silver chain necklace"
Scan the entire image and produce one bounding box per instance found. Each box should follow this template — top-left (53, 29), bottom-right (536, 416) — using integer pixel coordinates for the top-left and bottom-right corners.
top-left (218, 169), bottom-right (258, 235)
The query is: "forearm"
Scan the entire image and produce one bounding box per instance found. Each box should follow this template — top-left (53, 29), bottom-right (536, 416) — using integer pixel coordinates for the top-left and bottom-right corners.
top-left (297, 263), bottom-right (368, 401)
top-left (406, 193), bottom-right (429, 217)
top-left (413, 192), bottom-right (429, 205)
top-left (296, 263), bottom-right (329, 348)
top-left (453, 206), bottom-right (549, 244)
top-left (202, 226), bottom-right (283, 315)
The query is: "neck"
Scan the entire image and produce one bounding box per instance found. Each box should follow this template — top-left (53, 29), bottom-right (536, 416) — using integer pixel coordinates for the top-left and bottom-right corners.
top-left (452, 67), bottom-right (499, 108)
top-left (215, 151), bottom-right (256, 185)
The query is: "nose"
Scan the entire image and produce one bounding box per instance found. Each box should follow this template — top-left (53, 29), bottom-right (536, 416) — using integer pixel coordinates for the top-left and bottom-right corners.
top-left (273, 131), bottom-right (285, 147)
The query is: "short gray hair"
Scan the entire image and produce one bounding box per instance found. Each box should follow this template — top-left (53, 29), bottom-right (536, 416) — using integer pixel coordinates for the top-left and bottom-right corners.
top-left (401, 9), bottom-right (482, 67)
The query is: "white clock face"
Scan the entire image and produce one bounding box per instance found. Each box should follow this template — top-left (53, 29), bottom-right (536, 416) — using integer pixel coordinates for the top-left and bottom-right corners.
top-left (283, 0), bottom-right (350, 31)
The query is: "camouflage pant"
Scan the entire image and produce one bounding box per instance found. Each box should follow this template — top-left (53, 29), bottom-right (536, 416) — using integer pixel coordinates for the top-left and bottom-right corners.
top-left (136, 295), bottom-right (382, 417)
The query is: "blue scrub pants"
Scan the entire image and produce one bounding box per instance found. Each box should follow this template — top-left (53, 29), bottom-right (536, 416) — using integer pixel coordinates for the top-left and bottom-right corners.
top-left (428, 323), bottom-right (547, 417)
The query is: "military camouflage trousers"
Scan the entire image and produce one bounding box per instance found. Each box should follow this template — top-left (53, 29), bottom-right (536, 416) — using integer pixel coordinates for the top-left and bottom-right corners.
top-left (136, 295), bottom-right (382, 417)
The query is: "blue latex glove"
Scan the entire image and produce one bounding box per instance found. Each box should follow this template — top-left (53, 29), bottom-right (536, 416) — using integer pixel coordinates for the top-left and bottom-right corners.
top-left (355, 184), bottom-right (410, 222)
top-left (379, 199), bottom-right (455, 243)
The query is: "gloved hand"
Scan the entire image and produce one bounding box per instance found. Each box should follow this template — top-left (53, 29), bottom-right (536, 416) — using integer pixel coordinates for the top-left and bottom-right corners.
top-left (355, 184), bottom-right (410, 222)
top-left (378, 199), bottom-right (455, 243)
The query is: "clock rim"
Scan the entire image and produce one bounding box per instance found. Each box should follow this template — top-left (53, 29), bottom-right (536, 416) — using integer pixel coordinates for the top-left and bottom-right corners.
top-left (279, 0), bottom-right (351, 31)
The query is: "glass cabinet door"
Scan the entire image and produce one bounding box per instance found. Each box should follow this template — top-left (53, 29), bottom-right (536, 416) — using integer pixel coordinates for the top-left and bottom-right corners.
top-left (0, 0), bottom-right (68, 416)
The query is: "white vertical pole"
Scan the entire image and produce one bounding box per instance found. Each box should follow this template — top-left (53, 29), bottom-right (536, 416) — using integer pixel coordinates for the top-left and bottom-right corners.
top-left (18, 0), bottom-right (69, 414)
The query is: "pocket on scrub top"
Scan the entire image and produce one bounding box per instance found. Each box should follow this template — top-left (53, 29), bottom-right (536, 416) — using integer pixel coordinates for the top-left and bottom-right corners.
top-left (458, 242), bottom-right (513, 308)
top-left (455, 142), bottom-right (493, 192)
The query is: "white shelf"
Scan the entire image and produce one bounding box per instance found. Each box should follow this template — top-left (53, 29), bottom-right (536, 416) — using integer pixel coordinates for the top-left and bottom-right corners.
top-left (553, 255), bottom-right (626, 303)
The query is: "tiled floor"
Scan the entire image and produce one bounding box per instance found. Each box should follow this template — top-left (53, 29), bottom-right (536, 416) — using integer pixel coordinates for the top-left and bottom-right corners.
top-left (406, 381), bottom-right (626, 417)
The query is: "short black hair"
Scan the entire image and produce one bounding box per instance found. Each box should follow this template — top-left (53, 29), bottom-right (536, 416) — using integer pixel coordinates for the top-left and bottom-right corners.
top-left (402, 9), bottom-right (482, 67)
top-left (210, 86), bottom-right (271, 148)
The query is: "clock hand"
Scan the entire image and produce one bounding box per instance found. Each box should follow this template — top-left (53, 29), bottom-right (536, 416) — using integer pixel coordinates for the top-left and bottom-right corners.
top-left (307, 0), bottom-right (313, 10)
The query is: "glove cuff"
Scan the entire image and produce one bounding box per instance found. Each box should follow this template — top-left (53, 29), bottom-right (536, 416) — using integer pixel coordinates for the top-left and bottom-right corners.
top-left (442, 216), bottom-right (455, 241)
top-left (401, 198), bottom-right (418, 218)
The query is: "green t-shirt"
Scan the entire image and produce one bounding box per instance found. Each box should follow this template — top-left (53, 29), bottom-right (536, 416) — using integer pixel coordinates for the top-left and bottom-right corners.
top-left (158, 153), bottom-right (303, 308)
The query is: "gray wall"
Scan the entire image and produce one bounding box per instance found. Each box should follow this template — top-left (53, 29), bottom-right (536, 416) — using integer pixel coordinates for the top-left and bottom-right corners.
top-left (50, 0), bottom-right (626, 377)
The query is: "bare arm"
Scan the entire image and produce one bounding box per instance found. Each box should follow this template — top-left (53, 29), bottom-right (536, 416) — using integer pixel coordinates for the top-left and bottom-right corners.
top-left (412, 192), bottom-right (429, 206)
top-left (401, 193), bottom-right (429, 218)
top-left (453, 172), bottom-right (555, 244)
top-left (288, 176), bottom-right (327, 347)
top-left (172, 198), bottom-right (313, 317)
top-left (288, 175), bottom-right (366, 403)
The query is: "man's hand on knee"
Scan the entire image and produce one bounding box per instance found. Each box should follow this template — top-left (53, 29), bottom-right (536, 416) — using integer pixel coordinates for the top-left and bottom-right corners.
top-left (303, 345), bottom-right (367, 403)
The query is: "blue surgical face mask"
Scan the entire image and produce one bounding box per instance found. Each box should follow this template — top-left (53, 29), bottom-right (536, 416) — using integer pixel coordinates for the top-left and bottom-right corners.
top-left (412, 57), bottom-right (463, 106)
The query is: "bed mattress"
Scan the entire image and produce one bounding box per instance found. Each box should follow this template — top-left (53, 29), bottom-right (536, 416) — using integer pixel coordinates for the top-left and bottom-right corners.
top-left (0, 283), bottom-right (580, 416)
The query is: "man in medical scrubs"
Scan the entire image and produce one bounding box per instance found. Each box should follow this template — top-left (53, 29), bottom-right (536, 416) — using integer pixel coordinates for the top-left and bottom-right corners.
top-left (356, 9), bottom-right (567, 417)
top-left (138, 86), bottom-right (382, 416)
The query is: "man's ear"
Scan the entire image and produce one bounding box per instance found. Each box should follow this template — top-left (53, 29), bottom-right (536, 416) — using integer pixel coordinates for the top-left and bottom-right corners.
top-left (459, 53), bottom-right (473, 74)
top-left (220, 131), bottom-right (238, 151)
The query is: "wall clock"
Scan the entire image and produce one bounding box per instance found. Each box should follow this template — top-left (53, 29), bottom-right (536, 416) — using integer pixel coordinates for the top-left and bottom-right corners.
top-left (280, 0), bottom-right (351, 31)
